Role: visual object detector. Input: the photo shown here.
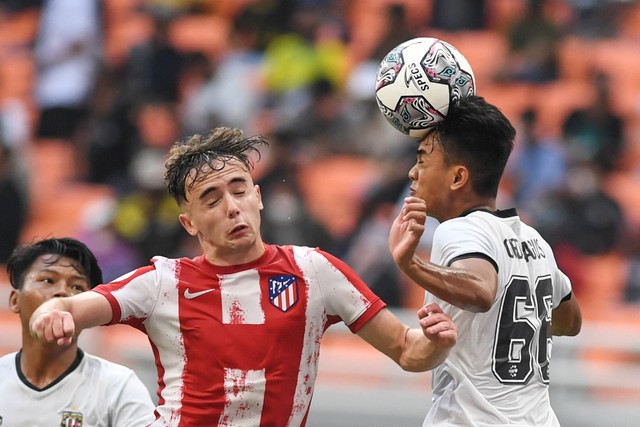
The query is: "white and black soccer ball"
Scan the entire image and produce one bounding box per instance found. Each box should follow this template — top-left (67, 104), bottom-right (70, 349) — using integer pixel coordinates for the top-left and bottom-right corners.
top-left (375, 37), bottom-right (476, 138)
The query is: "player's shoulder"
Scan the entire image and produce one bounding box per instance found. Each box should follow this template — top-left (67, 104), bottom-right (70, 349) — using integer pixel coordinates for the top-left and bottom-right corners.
top-left (273, 244), bottom-right (345, 270)
top-left (0, 352), bottom-right (16, 370)
top-left (271, 243), bottom-right (320, 259)
top-left (81, 352), bottom-right (137, 380)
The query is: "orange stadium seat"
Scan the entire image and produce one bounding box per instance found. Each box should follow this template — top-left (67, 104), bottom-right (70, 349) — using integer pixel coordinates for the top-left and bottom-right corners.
top-left (0, 7), bottom-right (40, 51)
top-left (0, 53), bottom-right (35, 102)
top-left (592, 39), bottom-right (640, 87)
top-left (531, 79), bottom-right (596, 137)
top-left (168, 13), bottom-right (230, 60)
top-left (346, 0), bottom-right (432, 63)
top-left (296, 155), bottom-right (378, 240)
top-left (557, 36), bottom-right (595, 82)
top-left (480, 82), bottom-right (535, 125)
top-left (485, 0), bottom-right (528, 31)
top-left (104, 13), bottom-right (154, 67)
top-left (21, 140), bottom-right (115, 241)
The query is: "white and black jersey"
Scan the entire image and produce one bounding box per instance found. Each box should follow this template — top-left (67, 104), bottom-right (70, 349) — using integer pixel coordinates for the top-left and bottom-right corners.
top-left (424, 208), bottom-right (573, 427)
top-left (0, 349), bottom-right (154, 427)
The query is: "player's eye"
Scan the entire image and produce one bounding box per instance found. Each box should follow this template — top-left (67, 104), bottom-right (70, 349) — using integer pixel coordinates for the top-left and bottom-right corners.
top-left (72, 284), bottom-right (87, 292)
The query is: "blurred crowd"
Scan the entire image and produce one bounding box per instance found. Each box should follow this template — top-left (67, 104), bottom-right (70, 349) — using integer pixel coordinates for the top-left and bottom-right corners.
top-left (1, 0), bottom-right (639, 312)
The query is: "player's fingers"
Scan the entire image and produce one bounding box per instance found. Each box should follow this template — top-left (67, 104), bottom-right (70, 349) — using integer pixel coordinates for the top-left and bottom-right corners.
top-left (407, 223), bottom-right (425, 235)
top-left (423, 317), bottom-right (455, 334)
top-left (57, 336), bottom-right (73, 346)
top-left (420, 312), bottom-right (450, 330)
top-left (39, 313), bottom-right (58, 342)
top-left (402, 203), bottom-right (427, 217)
top-left (425, 302), bottom-right (444, 314)
top-left (435, 329), bottom-right (457, 346)
top-left (52, 312), bottom-right (74, 341)
top-left (403, 197), bottom-right (426, 209)
top-left (417, 303), bottom-right (444, 320)
top-left (61, 313), bottom-right (75, 338)
top-left (402, 212), bottom-right (427, 225)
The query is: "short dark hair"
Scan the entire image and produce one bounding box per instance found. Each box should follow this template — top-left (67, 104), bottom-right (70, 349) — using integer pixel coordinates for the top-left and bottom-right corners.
top-left (7, 238), bottom-right (103, 290)
top-left (429, 95), bottom-right (515, 198)
top-left (164, 127), bottom-right (269, 205)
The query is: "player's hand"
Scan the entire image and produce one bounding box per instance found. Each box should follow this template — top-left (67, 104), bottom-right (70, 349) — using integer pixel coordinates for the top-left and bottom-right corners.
top-left (29, 309), bottom-right (75, 346)
top-left (418, 303), bottom-right (457, 349)
top-left (389, 197), bottom-right (427, 270)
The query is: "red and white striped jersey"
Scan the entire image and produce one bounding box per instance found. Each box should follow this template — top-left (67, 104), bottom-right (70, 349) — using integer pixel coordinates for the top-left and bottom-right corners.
top-left (93, 244), bottom-right (385, 426)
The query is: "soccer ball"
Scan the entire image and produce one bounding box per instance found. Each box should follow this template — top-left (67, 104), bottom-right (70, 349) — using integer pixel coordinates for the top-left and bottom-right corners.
top-left (375, 37), bottom-right (476, 138)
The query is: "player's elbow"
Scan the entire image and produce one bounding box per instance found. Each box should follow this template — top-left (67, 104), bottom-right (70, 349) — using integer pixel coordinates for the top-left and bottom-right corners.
top-left (476, 295), bottom-right (494, 313)
top-left (552, 297), bottom-right (582, 336)
top-left (461, 293), bottom-right (494, 313)
top-left (399, 352), bottom-right (448, 373)
top-left (553, 315), bottom-right (582, 336)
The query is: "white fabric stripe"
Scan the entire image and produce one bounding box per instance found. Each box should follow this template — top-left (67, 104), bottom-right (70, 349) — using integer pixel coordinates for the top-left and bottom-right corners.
top-left (145, 258), bottom-right (185, 426)
top-left (287, 284), bottom-right (295, 308)
top-left (287, 247), bottom-right (326, 426)
top-left (220, 368), bottom-right (266, 426)
top-left (220, 269), bottom-right (265, 325)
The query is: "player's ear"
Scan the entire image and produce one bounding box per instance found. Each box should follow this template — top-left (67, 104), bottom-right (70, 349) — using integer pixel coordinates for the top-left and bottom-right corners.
top-left (450, 165), bottom-right (469, 190)
top-left (255, 184), bottom-right (263, 211)
top-left (179, 212), bottom-right (198, 236)
top-left (8, 289), bottom-right (20, 314)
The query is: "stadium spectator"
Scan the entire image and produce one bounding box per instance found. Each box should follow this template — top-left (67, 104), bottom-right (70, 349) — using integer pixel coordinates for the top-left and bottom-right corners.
top-left (562, 70), bottom-right (625, 173)
top-left (120, 13), bottom-right (186, 105)
top-left (180, 9), bottom-right (266, 135)
top-left (431, 0), bottom-right (487, 31)
top-left (0, 237), bottom-right (154, 426)
top-left (29, 127), bottom-right (457, 426)
top-left (389, 95), bottom-right (582, 425)
top-left (33, 0), bottom-right (103, 140)
top-left (505, 108), bottom-right (567, 213)
top-left (495, 0), bottom-right (563, 83)
top-left (0, 143), bottom-right (27, 264)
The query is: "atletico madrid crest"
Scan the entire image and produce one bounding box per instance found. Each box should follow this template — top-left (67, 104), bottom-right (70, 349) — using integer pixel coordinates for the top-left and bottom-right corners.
top-left (268, 274), bottom-right (298, 312)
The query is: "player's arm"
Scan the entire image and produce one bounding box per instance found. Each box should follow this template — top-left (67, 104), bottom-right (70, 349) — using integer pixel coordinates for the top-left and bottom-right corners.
top-left (404, 256), bottom-right (498, 313)
top-left (390, 197), bottom-right (497, 312)
top-left (551, 293), bottom-right (582, 336)
top-left (29, 292), bottom-right (113, 346)
top-left (356, 303), bottom-right (457, 372)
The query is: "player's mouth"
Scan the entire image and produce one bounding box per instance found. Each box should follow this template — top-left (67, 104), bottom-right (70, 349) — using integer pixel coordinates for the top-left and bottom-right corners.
top-left (409, 187), bottom-right (417, 196)
top-left (229, 224), bottom-right (249, 236)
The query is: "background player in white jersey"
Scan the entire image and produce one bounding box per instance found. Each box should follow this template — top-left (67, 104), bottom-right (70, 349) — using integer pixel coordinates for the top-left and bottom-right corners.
top-left (0, 237), bottom-right (154, 427)
top-left (389, 95), bottom-right (583, 427)
top-left (29, 127), bottom-right (457, 426)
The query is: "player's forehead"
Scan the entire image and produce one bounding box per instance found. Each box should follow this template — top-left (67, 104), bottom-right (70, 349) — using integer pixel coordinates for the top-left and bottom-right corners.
top-left (27, 254), bottom-right (86, 278)
top-left (185, 159), bottom-right (252, 197)
top-left (417, 132), bottom-right (440, 156)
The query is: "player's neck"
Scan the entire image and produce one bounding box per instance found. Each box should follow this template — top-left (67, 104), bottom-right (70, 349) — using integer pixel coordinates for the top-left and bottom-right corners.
top-left (458, 203), bottom-right (496, 217)
top-left (20, 340), bottom-right (80, 389)
top-left (203, 241), bottom-right (266, 267)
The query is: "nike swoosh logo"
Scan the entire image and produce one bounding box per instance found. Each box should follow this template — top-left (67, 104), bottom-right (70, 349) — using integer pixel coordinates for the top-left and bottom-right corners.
top-left (184, 288), bottom-right (216, 299)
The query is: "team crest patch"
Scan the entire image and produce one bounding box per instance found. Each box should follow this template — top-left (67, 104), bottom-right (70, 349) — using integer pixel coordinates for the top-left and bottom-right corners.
top-left (268, 274), bottom-right (298, 312)
top-left (60, 411), bottom-right (83, 427)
